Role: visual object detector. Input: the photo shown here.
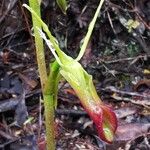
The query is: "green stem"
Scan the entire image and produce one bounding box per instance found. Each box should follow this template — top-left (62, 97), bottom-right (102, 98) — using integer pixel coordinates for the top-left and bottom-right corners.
top-left (43, 94), bottom-right (55, 150)
top-left (29, 0), bottom-right (47, 90)
top-left (28, 1), bottom-right (60, 150)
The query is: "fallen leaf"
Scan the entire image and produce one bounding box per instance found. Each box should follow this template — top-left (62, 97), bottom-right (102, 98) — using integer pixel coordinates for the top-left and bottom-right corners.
top-left (115, 123), bottom-right (150, 141)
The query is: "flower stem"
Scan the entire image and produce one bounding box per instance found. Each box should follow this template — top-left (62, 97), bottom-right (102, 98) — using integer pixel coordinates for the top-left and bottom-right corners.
top-left (28, 0), bottom-right (47, 89)
top-left (43, 94), bottom-right (55, 150)
top-left (28, 1), bottom-right (60, 149)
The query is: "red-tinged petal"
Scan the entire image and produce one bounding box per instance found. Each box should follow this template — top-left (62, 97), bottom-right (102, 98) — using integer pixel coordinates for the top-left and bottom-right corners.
top-left (85, 103), bottom-right (117, 143)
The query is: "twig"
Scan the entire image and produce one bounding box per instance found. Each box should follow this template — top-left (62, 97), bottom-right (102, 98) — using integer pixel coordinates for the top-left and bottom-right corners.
top-left (107, 11), bottom-right (116, 34)
top-left (0, 28), bottom-right (27, 42)
top-left (0, 0), bottom-right (18, 24)
top-left (112, 95), bottom-right (150, 110)
top-left (100, 55), bottom-right (150, 64)
top-left (102, 86), bottom-right (150, 98)
top-left (18, 0), bottom-right (34, 47)
top-left (10, 41), bottom-right (32, 49)
top-left (56, 109), bottom-right (87, 117)
top-left (0, 98), bottom-right (19, 113)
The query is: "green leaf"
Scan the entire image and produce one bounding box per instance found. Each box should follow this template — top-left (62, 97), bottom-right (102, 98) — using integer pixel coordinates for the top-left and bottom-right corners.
top-left (56, 0), bottom-right (68, 14)
top-left (76, 0), bottom-right (105, 61)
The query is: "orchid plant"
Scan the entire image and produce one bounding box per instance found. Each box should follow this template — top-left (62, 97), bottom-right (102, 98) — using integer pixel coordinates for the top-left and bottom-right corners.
top-left (24, 0), bottom-right (117, 149)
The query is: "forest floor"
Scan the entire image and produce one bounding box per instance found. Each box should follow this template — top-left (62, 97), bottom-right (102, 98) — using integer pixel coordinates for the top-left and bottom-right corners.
top-left (0, 0), bottom-right (150, 150)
